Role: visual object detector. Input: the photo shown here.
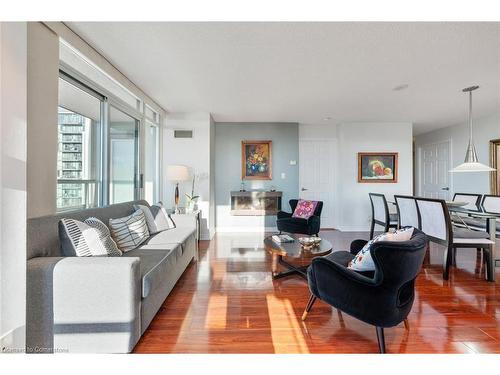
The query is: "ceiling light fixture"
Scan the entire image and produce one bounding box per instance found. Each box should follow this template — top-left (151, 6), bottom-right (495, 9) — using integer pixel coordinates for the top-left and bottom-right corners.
top-left (450, 85), bottom-right (495, 173)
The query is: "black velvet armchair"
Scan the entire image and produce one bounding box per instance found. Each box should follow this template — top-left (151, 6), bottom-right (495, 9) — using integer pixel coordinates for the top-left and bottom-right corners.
top-left (276, 199), bottom-right (323, 236)
top-left (302, 228), bottom-right (428, 353)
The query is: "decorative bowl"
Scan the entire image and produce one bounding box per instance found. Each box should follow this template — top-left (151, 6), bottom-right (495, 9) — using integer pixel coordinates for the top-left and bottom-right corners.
top-left (298, 237), bottom-right (322, 247)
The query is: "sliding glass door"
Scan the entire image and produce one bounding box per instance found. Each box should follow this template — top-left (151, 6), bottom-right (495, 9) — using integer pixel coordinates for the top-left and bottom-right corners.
top-left (108, 105), bottom-right (140, 204)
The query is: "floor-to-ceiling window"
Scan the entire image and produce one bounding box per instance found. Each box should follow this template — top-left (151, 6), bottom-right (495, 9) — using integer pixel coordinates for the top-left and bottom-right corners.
top-left (56, 39), bottom-right (161, 211)
top-left (57, 76), bottom-right (103, 211)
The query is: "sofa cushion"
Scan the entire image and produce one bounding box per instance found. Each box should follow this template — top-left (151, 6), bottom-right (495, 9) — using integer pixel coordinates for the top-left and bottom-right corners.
top-left (142, 227), bottom-right (195, 247)
top-left (134, 202), bottom-right (176, 235)
top-left (122, 246), bottom-right (180, 298)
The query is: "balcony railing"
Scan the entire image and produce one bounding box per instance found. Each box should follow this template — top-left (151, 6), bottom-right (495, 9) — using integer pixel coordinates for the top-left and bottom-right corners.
top-left (57, 179), bottom-right (98, 212)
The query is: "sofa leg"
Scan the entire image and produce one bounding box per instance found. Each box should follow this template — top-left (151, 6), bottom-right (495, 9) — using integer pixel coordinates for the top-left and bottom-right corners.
top-left (301, 294), bottom-right (317, 321)
top-left (403, 318), bottom-right (409, 330)
top-left (376, 326), bottom-right (386, 354)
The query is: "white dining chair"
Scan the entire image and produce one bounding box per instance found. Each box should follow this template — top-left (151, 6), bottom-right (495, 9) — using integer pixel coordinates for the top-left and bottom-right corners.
top-left (414, 197), bottom-right (494, 281)
top-left (369, 193), bottom-right (398, 239)
top-left (394, 195), bottom-right (420, 229)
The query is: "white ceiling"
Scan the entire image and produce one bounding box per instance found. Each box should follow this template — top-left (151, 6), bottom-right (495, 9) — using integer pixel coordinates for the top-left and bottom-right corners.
top-left (67, 22), bottom-right (500, 134)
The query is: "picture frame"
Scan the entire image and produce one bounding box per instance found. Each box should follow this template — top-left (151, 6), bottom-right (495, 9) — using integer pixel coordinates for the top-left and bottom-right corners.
top-left (241, 140), bottom-right (272, 180)
top-left (358, 152), bottom-right (398, 183)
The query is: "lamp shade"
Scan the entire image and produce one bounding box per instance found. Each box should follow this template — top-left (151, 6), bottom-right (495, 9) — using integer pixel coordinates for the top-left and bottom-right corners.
top-left (167, 165), bottom-right (190, 181)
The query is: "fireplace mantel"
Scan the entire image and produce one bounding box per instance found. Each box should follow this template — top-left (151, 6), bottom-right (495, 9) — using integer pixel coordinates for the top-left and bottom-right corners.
top-left (230, 190), bottom-right (282, 216)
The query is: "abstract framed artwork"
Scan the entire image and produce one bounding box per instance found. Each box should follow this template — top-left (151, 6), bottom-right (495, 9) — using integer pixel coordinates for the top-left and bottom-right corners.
top-left (241, 140), bottom-right (272, 180)
top-left (358, 152), bottom-right (398, 183)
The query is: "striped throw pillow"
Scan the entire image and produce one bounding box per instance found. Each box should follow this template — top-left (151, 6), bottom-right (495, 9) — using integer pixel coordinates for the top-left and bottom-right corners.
top-left (59, 218), bottom-right (110, 257)
top-left (85, 217), bottom-right (122, 256)
top-left (134, 202), bottom-right (176, 234)
top-left (109, 209), bottom-right (150, 252)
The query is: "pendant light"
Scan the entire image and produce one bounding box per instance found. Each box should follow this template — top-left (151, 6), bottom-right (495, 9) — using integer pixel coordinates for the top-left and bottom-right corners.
top-left (450, 85), bottom-right (496, 172)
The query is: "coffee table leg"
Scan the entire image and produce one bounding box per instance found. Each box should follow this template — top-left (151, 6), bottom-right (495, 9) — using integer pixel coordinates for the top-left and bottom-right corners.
top-left (272, 253), bottom-right (280, 277)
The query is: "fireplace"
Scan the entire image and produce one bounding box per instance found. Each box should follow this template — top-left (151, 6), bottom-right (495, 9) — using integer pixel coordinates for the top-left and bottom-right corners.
top-left (230, 191), bottom-right (282, 216)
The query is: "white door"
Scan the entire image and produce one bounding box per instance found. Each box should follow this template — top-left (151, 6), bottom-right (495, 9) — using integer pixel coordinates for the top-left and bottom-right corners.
top-left (299, 139), bottom-right (336, 228)
top-left (419, 140), bottom-right (451, 199)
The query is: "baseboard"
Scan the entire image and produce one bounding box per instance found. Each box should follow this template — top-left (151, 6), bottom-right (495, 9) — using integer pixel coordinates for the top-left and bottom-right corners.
top-left (336, 225), bottom-right (370, 232)
top-left (216, 226), bottom-right (278, 233)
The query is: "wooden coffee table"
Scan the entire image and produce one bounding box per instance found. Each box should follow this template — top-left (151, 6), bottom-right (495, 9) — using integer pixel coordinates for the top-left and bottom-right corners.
top-left (263, 235), bottom-right (332, 280)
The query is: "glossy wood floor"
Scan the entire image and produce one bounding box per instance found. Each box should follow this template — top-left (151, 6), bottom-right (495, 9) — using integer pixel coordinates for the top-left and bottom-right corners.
top-left (133, 231), bottom-right (500, 353)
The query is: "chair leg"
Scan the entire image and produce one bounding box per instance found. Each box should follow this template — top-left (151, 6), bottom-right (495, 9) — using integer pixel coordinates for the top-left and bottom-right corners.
top-left (443, 245), bottom-right (453, 280)
top-left (376, 326), bottom-right (386, 354)
top-left (484, 246), bottom-right (494, 282)
top-left (452, 248), bottom-right (457, 267)
top-left (369, 221), bottom-right (375, 240)
top-left (301, 294), bottom-right (317, 321)
top-left (403, 318), bottom-right (409, 330)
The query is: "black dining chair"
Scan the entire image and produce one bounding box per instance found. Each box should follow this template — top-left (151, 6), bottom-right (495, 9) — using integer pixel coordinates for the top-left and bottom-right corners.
top-left (460, 195), bottom-right (500, 238)
top-left (276, 199), bottom-right (323, 236)
top-left (369, 193), bottom-right (398, 239)
top-left (414, 197), bottom-right (494, 281)
top-left (302, 228), bottom-right (428, 353)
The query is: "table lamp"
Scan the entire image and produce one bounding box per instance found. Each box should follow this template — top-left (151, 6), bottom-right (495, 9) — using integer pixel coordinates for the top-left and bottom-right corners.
top-left (167, 165), bottom-right (190, 213)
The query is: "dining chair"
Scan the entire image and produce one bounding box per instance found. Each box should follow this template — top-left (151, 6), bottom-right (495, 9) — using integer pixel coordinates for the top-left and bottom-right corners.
top-left (414, 197), bottom-right (494, 281)
top-left (452, 193), bottom-right (482, 210)
top-left (394, 195), bottom-right (420, 228)
top-left (369, 193), bottom-right (398, 239)
top-left (482, 195), bottom-right (500, 237)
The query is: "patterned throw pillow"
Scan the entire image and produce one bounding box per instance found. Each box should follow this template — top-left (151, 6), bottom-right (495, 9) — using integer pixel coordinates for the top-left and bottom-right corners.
top-left (292, 200), bottom-right (319, 219)
top-left (109, 209), bottom-right (150, 252)
top-left (85, 217), bottom-right (122, 256)
top-left (134, 202), bottom-right (176, 235)
top-left (59, 218), bottom-right (120, 257)
top-left (348, 227), bottom-right (415, 272)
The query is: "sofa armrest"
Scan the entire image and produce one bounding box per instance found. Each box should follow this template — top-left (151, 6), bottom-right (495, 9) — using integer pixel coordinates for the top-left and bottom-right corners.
top-left (27, 256), bottom-right (141, 353)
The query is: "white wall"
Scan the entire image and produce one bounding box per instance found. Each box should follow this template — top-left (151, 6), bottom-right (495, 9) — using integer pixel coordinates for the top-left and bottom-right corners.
top-left (299, 122), bottom-right (414, 231)
top-left (163, 113), bottom-right (215, 239)
top-left (27, 22), bottom-right (59, 218)
top-left (0, 22), bottom-right (28, 350)
top-left (415, 112), bottom-right (500, 196)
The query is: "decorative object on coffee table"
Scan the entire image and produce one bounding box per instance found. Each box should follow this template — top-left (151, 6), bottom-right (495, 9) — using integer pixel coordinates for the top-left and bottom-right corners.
top-left (167, 165), bottom-right (190, 213)
top-left (241, 140), bottom-right (272, 180)
top-left (264, 234), bottom-right (332, 280)
top-left (358, 152), bottom-right (398, 183)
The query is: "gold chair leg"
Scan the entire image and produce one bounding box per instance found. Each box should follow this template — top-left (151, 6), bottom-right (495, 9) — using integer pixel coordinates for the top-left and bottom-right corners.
top-left (302, 294), bottom-right (317, 321)
top-left (404, 318), bottom-right (410, 330)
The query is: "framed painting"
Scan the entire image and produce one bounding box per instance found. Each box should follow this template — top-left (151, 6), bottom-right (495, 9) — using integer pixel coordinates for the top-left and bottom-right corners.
top-left (358, 152), bottom-right (398, 183)
top-left (241, 140), bottom-right (272, 180)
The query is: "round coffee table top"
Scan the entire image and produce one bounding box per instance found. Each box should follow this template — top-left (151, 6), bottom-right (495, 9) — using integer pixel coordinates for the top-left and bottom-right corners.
top-left (264, 235), bottom-right (332, 259)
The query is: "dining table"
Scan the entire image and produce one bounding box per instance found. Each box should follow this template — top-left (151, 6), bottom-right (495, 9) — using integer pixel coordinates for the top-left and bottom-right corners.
top-left (388, 199), bottom-right (499, 278)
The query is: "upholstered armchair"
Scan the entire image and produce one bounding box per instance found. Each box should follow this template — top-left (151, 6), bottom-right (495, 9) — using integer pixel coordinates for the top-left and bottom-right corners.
top-left (302, 228), bottom-right (428, 353)
top-left (276, 199), bottom-right (323, 236)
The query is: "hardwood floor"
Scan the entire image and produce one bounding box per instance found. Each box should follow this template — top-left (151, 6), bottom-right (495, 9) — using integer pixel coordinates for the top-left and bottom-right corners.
top-left (133, 231), bottom-right (500, 354)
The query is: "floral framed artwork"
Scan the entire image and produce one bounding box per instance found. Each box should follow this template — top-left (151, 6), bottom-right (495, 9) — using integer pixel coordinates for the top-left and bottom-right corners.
top-left (241, 140), bottom-right (272, 180)
top-left (358, 152), bottom-right (398, 183)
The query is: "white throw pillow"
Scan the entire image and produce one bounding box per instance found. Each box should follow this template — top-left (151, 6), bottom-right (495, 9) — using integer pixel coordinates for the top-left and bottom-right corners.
top-left (348, 227), bottom-right (415, 272)
top-left (59, 218), bottom-right (121, 257)
top-left (134, 202), bottom-right (176, 234)
top-left (109, 209), bottom-right (150, 252)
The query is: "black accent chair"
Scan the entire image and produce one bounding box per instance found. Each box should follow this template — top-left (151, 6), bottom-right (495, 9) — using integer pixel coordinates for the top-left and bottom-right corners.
top-left (302, 228), bottom-right (428, 353)
top-left (276, 199), bottom-right (323, 236)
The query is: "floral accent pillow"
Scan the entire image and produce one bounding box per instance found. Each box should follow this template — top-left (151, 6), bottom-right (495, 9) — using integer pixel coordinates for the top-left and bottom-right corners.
top-left (292, 200), bottom-right (319, 219)
top-left (348, 227), bottom-right (415, 272)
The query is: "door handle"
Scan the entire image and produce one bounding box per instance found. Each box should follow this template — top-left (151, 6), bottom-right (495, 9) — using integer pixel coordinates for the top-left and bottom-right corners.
top-left (301, 188), bottom-right (308, 191)
top-left (441, 187), bottom-right (450, 191)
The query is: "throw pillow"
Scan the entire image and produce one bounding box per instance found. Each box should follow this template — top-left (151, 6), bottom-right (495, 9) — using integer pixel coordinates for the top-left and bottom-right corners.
top-left (348, 227), bottom-right (415, 272)
top-left (84, 217), bottom-right (122, 256)
top-left (59, 218), bottom-right (116, 257)
top-left (109, 209), bottom-right (150, 252)
top-left (134, 202), bottom-right (176, 234)
top-left (292, 199), bottom-right (319, 219)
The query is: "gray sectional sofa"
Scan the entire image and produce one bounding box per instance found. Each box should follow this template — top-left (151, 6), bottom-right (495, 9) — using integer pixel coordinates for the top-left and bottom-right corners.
top-left (26, 200), bottom-right (197, 353)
